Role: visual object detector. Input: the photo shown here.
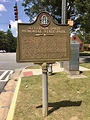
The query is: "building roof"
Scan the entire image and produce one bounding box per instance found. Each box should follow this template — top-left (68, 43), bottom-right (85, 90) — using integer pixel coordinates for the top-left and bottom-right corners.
top-left (70, 35), bottom-right (83, 44)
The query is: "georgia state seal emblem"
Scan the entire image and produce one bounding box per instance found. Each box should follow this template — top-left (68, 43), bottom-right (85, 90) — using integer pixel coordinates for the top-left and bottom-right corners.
top-left (39, 12), bottom-right (50, 27)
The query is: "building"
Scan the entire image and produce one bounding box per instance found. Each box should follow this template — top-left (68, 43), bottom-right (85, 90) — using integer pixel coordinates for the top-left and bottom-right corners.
top-left (70, 35), bottom-right (83, 51)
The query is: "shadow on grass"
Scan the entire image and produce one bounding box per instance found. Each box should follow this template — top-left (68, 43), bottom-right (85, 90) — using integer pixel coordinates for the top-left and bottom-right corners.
top-left (36, 100), bottom-right (82, 115)
top-left (80, 71), bottom-right (83, 74)
top-left (48, 73), bottom-right (56, 76)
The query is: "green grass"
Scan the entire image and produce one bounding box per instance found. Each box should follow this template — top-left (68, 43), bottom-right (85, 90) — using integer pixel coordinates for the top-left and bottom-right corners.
top-left (26, 64), bottom-right (41, 69)
top-left (13, 70), bottom-right (90, 120)
top-left (80, 51), bottom-right (90, 56)
top-left (80, 63), bottom-right (90, 69)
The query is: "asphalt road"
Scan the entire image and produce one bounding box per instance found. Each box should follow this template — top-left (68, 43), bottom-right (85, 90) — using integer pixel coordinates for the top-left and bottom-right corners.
top-left (0, 53), bottom-right (34, 70)
top-left (0, 53), bottom-right (90, 70)
top-left (0, 52), bottom-right (90, 86)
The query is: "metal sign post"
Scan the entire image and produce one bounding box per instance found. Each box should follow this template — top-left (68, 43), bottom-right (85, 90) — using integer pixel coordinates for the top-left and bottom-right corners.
top-left (42, 63), bottom-right (48, 116)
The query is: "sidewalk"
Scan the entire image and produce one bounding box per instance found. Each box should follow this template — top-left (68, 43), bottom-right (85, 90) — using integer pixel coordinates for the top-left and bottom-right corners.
top-left (0, 69), bottom-right (21, 120)
top-left (0, 79), bottom-right (17, 120)
top-left (0, 62), bottom-right (90, 120)
top-left (22, 63), bottom-right (64, 76)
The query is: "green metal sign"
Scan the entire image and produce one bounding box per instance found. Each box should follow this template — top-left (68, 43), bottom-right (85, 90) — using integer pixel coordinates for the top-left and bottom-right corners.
top-left (16, 12), bottom-right (70, 63)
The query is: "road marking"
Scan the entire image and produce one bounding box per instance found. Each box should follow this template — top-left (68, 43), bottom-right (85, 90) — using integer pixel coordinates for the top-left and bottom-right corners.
top-left (0, 70), bottom-right (13, 80)
top-left (0, 71), bottom-right (8, 80)
top-left (5, 71), bottom-right (13, 81)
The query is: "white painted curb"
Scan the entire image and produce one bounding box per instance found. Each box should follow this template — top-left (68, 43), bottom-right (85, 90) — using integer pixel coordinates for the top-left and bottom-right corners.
top-left (6, 77), bottom-right (21, 120)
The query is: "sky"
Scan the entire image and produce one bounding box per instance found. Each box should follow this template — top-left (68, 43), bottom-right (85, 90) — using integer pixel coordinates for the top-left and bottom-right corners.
top-left (0, 0), bottom-right (30, 36)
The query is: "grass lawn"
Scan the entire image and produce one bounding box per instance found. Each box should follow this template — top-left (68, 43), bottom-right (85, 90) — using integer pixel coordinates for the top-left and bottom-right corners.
top-left (13, 69), bottom-right (90, 120)
top-left (80, 63), bottom-right (90, 69)
top-left (80, 51), bottom-right (90, 56)
top-left (26, 64), bottom-right (41, 69)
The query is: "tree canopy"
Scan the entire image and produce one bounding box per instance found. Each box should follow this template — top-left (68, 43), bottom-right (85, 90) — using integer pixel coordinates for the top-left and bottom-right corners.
top-left (22, 0), bottom-right (75, 23)
top-left (22, 0), bottom-right (90, 43)
top-left (75, 0), bottom-right (90, 43)
top-left (0, 30), bottom-right (17, 52)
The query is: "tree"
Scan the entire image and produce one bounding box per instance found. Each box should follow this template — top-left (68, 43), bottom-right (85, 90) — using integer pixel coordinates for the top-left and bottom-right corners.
top-left (22, 0), bottom-right (90, 43)
top-left (74, 0), bottom-right (90, 43)
top-left (0, 30), bottom-right (17, 52)
top-left (6, 30), bottom-right (17, 52)
top-left (75, 0), bottom-right (90, 32)
top-left (0, 31), bottom-right (7, 51)
top-left (22, 0), bottom-right (75, 23)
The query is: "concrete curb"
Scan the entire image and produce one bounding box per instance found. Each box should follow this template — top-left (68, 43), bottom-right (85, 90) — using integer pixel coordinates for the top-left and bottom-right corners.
top-left (6, 77), bottom-right (21, 120)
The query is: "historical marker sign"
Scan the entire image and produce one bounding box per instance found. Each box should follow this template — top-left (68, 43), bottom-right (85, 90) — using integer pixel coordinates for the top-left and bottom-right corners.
top-left (16, 12), bottom-right (70, 63)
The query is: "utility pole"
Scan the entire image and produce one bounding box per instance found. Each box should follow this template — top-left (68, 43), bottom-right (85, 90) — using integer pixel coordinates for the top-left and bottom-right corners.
top-left (61, 0), bottom-right (66, 24)
top-left (60, 0), bottom-right (66, 68)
